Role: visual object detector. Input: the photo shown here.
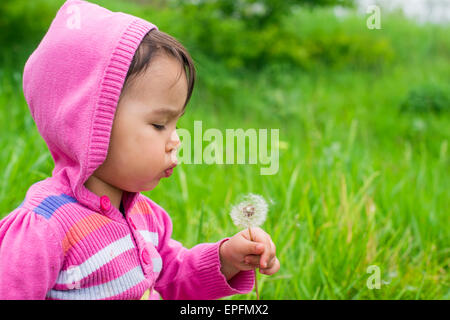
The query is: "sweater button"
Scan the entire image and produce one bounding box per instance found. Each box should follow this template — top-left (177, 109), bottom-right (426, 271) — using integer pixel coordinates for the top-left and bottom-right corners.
top-left (141, 248), bottom-right (151, 265)
top-left (100, 195), bottom-right (111, 211)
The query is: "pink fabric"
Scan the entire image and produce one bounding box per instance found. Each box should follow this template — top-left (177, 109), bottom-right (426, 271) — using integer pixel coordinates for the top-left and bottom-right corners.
top-left (0, 0), bottom-right (254, 299)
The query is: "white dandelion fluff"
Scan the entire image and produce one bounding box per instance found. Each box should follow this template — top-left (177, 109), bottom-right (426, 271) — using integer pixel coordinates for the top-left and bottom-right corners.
top-left (228, 193), bottom-right (269, 301)
top-left (229, 193), bottom-right (268, 228)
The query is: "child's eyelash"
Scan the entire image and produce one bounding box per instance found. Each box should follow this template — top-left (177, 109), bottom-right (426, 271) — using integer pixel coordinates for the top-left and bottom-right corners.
top-left (152, 124), bottom-right (165, 130)
top-left (152, 124), bottom-right (179, 131)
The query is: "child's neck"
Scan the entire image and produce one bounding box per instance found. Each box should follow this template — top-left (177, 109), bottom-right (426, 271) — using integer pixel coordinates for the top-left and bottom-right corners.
top-left (84, 174), bottom-right (124, 212)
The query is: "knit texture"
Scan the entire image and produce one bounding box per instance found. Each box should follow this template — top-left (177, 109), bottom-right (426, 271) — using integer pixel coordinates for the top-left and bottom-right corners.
top-left (0, 0), bottom-right (254, 300)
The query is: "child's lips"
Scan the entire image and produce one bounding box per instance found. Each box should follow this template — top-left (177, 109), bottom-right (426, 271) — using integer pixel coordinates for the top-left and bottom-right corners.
top-left (164, 164), bottom-right (177, 177)
top-left (164, 168), bottom-right (173, 177)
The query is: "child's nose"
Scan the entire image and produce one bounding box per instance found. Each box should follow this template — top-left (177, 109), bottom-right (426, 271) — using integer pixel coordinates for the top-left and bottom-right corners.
top-left (166, 130), bottom-right (181, 153)
top-left (169, 148), bottom-right (178, 164)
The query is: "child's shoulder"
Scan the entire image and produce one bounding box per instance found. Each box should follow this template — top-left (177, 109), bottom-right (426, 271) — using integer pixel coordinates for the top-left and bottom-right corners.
top-left (5, 180), bottom-right (89, 236)
top-left (0, 182), bottom-right (73, 253)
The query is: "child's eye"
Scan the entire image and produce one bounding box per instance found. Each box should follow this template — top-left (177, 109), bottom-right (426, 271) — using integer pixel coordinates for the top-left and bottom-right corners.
top-left (152, 124), bottom-right (165, 131)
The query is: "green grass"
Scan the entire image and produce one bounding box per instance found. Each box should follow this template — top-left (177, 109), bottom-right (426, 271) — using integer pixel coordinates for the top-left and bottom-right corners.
top-left (0, 2), bottom-right (449, 299)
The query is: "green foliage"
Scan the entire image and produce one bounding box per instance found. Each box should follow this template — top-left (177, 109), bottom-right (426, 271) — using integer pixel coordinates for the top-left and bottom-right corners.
top-left (1, 0), bottom-right (449, 300)
top-left (174, 0), bottom-right (354, 29)
top-left (0, 0), bottom-right (65, 65)
top-left (401, 84), bottom-right (450, 114)
top-left (150, 4), bottom-right (395, 71)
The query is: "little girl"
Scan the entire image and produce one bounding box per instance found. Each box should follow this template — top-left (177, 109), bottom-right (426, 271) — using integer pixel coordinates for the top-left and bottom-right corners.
top-left (0, 0), bottom-right (279, 300)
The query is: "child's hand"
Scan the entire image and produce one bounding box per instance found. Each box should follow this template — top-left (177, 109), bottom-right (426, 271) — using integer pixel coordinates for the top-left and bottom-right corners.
top-left (219, 228), bottom-right (280, 280)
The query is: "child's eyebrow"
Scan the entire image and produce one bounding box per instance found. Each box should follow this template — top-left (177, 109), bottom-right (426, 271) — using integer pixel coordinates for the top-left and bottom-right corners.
top-left (152, 107), bottom-right (185, 118)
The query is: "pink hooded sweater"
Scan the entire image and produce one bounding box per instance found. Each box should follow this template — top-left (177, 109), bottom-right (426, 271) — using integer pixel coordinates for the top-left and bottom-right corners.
top-left (0, 0), bottom-right (254, 300)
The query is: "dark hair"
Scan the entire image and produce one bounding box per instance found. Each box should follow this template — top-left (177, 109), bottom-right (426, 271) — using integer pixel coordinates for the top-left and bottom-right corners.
top-left (122, 29), bottom-right (196, 109)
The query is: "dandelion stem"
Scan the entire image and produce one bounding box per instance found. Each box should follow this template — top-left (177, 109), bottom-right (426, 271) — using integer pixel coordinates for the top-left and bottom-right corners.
top-left (248, 226), bottom-right (254, 241)
top-left (248, 226), bottom-right (259, 300)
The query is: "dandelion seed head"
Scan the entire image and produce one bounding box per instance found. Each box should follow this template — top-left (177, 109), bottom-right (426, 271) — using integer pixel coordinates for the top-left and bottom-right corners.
top-left (229, 193), bottom-right (268, 228)
top-left (243, 205), bottom-right (255, 217)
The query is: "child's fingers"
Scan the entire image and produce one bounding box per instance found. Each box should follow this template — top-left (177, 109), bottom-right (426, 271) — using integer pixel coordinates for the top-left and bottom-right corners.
top-left (259, 257), bottom-right (280, 275)
top-left (239, 228), bottom-right (276, 267)
top-left (238, 237), bottom-right (265, 256)
top-left (242, 228), bottom-right (275, 269)
top-left (245, 252), bottom-right (276, 269)
top-left (244, 227), bottom-right (269, 244)
top-left (259, 239), bottom-right (276, 268)
top-left (244, 254), bottom-right (261, 267)
top-left (244, 254), bottom-right (280, 275)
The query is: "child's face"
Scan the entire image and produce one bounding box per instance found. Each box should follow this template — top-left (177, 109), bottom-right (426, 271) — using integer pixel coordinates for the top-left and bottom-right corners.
top-left (92, 53), bottom-right (186, 193)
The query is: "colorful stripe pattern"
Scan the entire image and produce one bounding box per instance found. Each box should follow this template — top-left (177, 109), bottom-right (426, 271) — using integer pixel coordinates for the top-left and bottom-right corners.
top-left (26, 194), bottom-right (163, 300)
top-left (47, 266), bottom-right (147, 300)
top-left (33, 194), bottom-right (78, 219)
top-left (61, 213), bottom-right (111, 254)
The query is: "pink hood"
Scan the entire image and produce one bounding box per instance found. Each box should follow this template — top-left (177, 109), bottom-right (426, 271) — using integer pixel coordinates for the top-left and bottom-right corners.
top-left (22, 0), bottom-right (158, 212)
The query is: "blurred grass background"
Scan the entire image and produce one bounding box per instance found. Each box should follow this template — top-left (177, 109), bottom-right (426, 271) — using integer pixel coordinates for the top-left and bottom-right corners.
top-left (0, 0), bottom-right (449, 299)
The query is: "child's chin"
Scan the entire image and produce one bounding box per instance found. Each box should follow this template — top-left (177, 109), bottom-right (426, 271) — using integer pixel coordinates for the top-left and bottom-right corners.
top-left (142, 179), bottom-right (160, 192)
